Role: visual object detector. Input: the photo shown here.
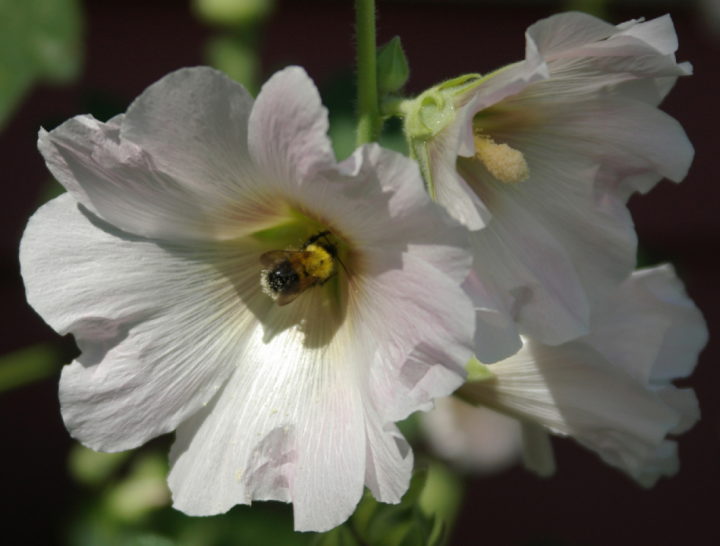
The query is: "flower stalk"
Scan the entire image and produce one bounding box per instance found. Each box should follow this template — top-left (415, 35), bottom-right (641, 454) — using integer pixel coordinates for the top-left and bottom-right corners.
top-left (355, 0), bottom-right (381, 145)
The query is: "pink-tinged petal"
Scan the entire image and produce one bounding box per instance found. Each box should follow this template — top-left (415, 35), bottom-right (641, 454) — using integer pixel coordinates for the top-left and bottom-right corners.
top-left (20, 194), bottom-right (265, 451)
top-left (465, 132), bottom-right (638, 311)
top-left (466, 338), bottom-right (680, 480)
top-left (460, 160), bottom-right (591, 345)
top-left (629, 266), bottom-right (709, 382)
top-left (121, 67), bottom-right (255, 197)
top-left (421, 397), bottom-right (522, 474)
top-left (616, 14), bottom-right (678, 55)
top-left (38, 68), bottom-right (281, 242)
top-left (337, 145), bottom-right (473, 285)
top-left (354, 252), bottom-right (472, 423)
top-left (527, 11), bottom-right (616, 58)
top-left (458, 43), bottom-right (549, 141)
top-left (534, 15), bottom-right (687, 82)
top-left (428, 123), bottom-right (491, 231)
top-left (248, 66), bottom-right (336, 189)
top-left (364, 412), bottom-right (413, 504)
top-left (167, 307), bottom-right (366, 531)
top-left (542, 97), bottom-right (693, 187)
top-left (584, 265), bottom-right (708, 384)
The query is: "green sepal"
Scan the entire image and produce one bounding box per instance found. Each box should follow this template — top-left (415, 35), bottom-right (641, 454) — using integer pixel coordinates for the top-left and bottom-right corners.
top-left (435, 74), bottom-right (483, 98)
top-left (376, 36), bottom-right (409, 96)
top-left (400, 73), bottom-right (483, 194)
top-left (465, 356), bottom-right (495, 382)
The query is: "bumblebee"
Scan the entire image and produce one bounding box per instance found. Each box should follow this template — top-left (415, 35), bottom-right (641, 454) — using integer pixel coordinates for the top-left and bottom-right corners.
top-left (260, 231), bottom-right (343, 306)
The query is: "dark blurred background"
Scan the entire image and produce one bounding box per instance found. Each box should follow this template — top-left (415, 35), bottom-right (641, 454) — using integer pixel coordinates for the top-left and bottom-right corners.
top-left (1, 1), bottom-right (718, 545)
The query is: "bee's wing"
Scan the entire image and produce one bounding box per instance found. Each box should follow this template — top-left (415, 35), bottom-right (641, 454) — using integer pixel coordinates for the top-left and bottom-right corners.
top-left (259, 250), bottom-right (292, 267)
top-left (276, 275), bottom-right (319, 306)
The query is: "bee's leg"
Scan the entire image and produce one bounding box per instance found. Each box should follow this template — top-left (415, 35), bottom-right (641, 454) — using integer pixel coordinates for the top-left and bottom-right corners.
top-left (303, 230), bottom-right (333, 248)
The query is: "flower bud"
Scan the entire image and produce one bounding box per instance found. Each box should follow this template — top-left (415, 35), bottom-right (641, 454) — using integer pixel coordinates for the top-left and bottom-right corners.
top-left (376, 36), bottom-right (409, 95)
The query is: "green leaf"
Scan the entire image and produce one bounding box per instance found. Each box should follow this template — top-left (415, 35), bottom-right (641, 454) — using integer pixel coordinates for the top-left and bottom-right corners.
top-left (0, 0), bottom-right (83, 129)
top-left (312, 525), bottom-right (360, 546)
top-left (0, 344), bottom-right (61, 393)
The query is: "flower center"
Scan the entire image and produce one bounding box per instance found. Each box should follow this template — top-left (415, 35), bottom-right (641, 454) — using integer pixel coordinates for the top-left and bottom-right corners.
top-left (473, 133), bottom-right (529, 185)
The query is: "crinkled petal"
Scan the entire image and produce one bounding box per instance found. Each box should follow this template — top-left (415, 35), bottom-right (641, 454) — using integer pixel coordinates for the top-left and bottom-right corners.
top-left (20, 194), bottom-right (263, 451)
top-left (38, 68), bottom-right (281, 241)
top-left (364, 413), bottom-right (413, 503)
top-left (543, 97), bottom-right (693, 188)
top-left (354, 252), bottom-right (472, 424)
top-left (337, 145), bottom-right (473, 286)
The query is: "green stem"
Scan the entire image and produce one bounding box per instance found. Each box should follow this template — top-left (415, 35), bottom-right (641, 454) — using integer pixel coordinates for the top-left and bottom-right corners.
top-left (355, 0), bottom-right (381, 145)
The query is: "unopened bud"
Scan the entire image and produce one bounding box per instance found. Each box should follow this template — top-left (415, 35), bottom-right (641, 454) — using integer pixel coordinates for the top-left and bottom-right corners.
top-left (376, 36), bottom-right (409, 95)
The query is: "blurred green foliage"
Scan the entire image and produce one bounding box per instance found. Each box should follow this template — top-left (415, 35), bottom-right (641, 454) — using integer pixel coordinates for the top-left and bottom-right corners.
top-left (0, 343), bottom-right (62, 392)
top-left (0, 0), bottom-right (83, 130)
top-left (193, 0), bottom-right (276, 27)
top-left (206, 35), bottom-right (261, 96)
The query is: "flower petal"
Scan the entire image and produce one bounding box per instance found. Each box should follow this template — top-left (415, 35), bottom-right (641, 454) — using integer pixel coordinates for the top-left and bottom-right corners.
top-left (460, 161), bottom-right (592, 345)
top-left (354, 253), bottom-right (471, 424)
top-left (167, 284), bottom-right (415, 531)
top-left (584, 265), bottom-right (708, 384)
top-left (624, 440), bottom-right (679, 488)
top-left (20, 194), bottom-right (267, 451)
top-left (38, 68), bottom-right (281, 241)
top-left (465, 338), bottom-right (680, 480)
top-left (248, 66), bottom-right (336, 190)
top-left (463, 270), bottom-right (522, 364)
top-left (527, 11), bottom-right (616, 57)
top-left (428, 122), bottom-right (491, 231)
top-left (167, 329), bottom-right (366, 531)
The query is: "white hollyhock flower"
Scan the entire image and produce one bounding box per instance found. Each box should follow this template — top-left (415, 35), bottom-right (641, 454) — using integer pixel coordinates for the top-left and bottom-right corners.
top-left (458, 265), bottom-right (706, 486)
top-left (19, 66), bottom-right (476, 532)
top-left (408, 12), bottom-right (693, 360)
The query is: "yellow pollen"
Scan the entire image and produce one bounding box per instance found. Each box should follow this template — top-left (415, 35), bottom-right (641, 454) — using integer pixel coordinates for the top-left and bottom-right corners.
top-left (473, 134), bottom-right (529, 184)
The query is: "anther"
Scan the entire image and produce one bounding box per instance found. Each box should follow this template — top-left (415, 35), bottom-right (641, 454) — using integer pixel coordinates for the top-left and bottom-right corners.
top-left (473, 134), bottom-right (529, 184)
